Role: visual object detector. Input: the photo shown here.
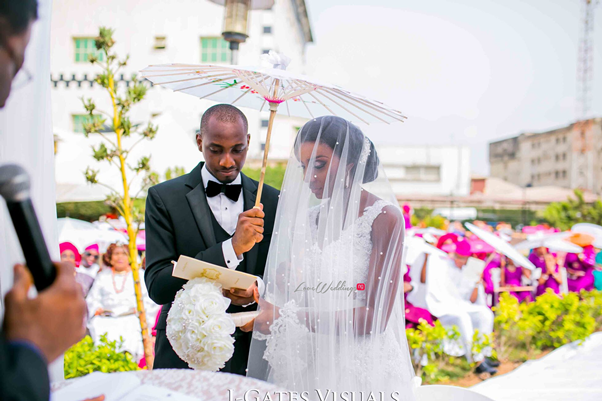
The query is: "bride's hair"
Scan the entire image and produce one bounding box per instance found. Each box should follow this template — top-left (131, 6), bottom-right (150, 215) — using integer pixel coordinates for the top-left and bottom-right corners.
top-left (293, 116), bottom-right (380, 183)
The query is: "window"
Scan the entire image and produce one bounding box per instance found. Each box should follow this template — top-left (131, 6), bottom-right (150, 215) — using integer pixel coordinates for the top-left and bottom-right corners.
top-left (563, 136), bottom-right (567, 143)
top-left (263, 26), bottom-right (272, 34)
top-left (261, 143), bottom-right (266, 151)
top-left (562, 170), bottom-right (567, 178)
top-left (154, 36), bottom-right (167, 50)
top-left (74, 38), bottom-right (104, 63)
top-left (72, 114), bottom-right (102, 133)
top-left (261, 119), bottom-right (270, 128)
top-left (555, 171), bottom-right (559, 179)
top-left (563, 153), bottom-right (567, 161)
top-left (200, 37), bottom-right (229, 63)
top-left (555, 154), bottom-right (559, 162)
top-left (262, 49), bottom-right (270, 55)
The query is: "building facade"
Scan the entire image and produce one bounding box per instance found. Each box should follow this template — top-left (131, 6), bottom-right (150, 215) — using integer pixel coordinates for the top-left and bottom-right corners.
top-left (51, 0), bottom-right (312, 193)
top-left (378, 145), bottom-right (471, 197)
top-left (489, 118), bottom-right (602, 193)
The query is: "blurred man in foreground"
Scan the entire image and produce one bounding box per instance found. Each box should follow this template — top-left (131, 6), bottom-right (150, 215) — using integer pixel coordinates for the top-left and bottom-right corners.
top-left (0, 1), bottom-right (103, 400)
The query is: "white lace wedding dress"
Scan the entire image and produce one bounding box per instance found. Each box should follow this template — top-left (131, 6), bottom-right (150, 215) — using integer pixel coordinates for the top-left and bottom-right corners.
top-left (258, 200), bottom-right (414, 395)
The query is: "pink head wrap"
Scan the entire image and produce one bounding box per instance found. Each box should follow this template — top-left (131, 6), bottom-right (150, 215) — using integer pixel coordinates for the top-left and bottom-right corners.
top-left (85, 244), bottom-right (99, 253)
top-left (454, 239), bottom-right (472, 257)
top-left (59, 242), bottom-right (81, 267)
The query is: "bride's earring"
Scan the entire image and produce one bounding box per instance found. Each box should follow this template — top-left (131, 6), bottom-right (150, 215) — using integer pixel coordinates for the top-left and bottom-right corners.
top-left (345, 174), bottom-right (350, 188)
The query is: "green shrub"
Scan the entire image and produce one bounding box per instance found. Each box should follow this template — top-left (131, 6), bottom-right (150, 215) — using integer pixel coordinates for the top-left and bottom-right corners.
top-left (494, 290), bottom-right (602, 362)
top-left (406, 320), bottom-right (464, 382)
top-left (64, 334), bottom-right (140, 379)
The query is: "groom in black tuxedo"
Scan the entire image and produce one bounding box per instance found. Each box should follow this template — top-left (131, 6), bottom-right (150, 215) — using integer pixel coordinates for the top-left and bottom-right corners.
top-left (145, 104), bottom-right (279, 374)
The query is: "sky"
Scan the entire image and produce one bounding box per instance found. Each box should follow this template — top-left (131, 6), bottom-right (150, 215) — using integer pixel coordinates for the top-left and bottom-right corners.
top-left (302, 0), bottom-right (602, 175)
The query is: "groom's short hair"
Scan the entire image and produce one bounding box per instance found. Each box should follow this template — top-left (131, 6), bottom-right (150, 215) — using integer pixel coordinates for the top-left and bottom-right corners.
top-left (200, 104), bottom-right (248, 136)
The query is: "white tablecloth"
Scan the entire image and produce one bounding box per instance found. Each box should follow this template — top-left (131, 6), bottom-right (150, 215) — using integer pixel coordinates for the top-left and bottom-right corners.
top-left (52, 369), bottom-right (288, 400)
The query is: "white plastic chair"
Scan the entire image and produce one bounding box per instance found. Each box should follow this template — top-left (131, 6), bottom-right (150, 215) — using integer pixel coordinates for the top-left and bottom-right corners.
top-left (560, 267), bottom-right (569, 294)
top-left (415, 385), bottom-right (495, 401)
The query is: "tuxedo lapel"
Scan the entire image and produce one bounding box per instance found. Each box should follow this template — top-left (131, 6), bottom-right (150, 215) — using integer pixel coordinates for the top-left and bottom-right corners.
top-left (241, 173), bottom-right (259, 275)
top-left (185, 163), bottom-right (216, 249)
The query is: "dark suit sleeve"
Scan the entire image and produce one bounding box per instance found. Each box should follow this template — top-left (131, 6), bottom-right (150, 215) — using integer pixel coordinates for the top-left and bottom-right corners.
top-left (145, 187), bottom-right (229, 305)
top-left (0, 334), bottom-right (49, 401)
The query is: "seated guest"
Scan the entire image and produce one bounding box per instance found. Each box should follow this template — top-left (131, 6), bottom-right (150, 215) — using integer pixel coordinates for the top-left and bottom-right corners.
top-left (500, 257), bottom-right (532, 303)
top-left (403, 265), bottom-right (435, 329)
top-left (402, 203), bottom-right (413, 229)
top-left (482, 253), bottom-right (500, 304)
top-left (536, 253), bottom-right (562, 296)
top-left (79, 243), bottom-right (101, 278)
top-left (528, 246), bottom-right (548, 269)
top-left (408, 239), bottom-right (497, 375)
top-left (86, 243), bottom-right (159, 361)
top-left (60, 241), bottom-right (94, 297)
top-left (60, 241), bottom-right (81, 267)
top-left (566, 245), bottom-right (595, 293)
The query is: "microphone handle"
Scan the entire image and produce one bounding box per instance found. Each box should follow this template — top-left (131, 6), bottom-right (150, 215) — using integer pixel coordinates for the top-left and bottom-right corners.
top-left (6, 199), bottom-right (56, 291)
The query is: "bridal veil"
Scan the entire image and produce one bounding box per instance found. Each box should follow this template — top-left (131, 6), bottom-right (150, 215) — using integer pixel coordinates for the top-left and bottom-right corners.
top-left (247, 116), bottom-right (416, 399)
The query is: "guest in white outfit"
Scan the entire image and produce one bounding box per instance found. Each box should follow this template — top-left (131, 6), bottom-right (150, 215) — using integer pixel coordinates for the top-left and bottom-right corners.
top-left (86, 243), bottom-right (159, 361)
top-left (408, 239), bottom-right (497, 375)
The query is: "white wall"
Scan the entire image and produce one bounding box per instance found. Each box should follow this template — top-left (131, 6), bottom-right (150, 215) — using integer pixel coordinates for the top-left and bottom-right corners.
top-left (377, 145), bottom-right (471, 197)
top-left (51, 0), bottom-right (310, 194)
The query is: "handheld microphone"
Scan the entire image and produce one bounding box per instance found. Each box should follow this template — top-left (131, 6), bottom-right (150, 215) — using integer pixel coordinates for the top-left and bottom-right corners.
top-left (0, 164), bottom-right (56, 291)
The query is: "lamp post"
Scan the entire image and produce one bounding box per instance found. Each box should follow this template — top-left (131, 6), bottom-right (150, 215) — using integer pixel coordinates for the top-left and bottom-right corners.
top-left (208, 0), bottom-right (275, 65)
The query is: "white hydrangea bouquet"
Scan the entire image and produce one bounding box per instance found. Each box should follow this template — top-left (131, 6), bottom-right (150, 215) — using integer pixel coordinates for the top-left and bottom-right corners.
top-left (166, 277), bottom-right (236, 371)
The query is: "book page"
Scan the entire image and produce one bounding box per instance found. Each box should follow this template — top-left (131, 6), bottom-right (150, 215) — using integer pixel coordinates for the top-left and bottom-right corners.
top-left (172, 255), bottom-right (258, 290)
top-left (463, 257), bottom-right (486, 285)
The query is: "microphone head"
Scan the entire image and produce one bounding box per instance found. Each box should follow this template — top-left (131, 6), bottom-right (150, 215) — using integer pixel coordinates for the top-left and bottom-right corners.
top-left (0, 164), bottom-right (31, 202)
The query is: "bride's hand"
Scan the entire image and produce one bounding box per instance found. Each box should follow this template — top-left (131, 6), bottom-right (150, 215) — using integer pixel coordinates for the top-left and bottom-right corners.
top-left (240, 287), bottom-right (279, 334)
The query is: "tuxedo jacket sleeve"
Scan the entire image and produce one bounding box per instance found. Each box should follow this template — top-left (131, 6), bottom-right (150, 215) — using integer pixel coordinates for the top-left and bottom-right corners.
top-left (0, 333), bottom-right (49, 401)
top-left (144, 185), bottom-right (227, 305)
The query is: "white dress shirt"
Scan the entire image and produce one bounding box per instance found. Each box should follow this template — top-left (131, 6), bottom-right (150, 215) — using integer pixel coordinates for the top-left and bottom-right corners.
top-left (201, 165), bottom-right (244, 268)
top-left (201, 165), bottom-right (264, 303)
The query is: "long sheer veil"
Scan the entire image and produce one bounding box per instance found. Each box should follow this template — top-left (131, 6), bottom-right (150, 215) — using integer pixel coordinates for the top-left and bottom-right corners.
top-left (247, 116), bottom-right (416, 399)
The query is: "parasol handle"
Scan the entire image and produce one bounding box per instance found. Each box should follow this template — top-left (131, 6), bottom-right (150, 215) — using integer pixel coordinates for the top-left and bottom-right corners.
top-left (254, 105), bottom-right (278, 208)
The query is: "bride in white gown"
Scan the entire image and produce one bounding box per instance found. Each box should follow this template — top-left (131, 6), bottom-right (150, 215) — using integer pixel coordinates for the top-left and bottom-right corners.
top-left (246, 116), bottom-right (417, 400)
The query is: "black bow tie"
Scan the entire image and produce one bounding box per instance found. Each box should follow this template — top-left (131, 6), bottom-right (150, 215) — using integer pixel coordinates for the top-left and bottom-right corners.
top-left (205, 180), bottom-right (242, 202)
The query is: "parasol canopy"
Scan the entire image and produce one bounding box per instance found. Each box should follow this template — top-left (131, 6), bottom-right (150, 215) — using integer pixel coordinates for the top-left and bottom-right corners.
top-left (515, 231), bottom-right (583, 253)
top-left (58, 217), bottom-right (127, 253)
top-left (571, 223), bottom-right (602, 248)
top-left (141, 52), bottom-right (406, 206)
top-left (465, 222), bottom-right (536, 270)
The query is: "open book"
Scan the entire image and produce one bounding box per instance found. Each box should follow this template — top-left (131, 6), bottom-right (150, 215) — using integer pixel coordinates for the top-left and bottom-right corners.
top-left (172, 255), bottom-right (258, 291)
top-left (52, 372), bottom-right (200, 401)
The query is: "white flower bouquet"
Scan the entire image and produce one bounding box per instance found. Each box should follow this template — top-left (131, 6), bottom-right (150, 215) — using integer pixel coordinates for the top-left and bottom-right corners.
top-left (166, 277), bottom-right (235, 371)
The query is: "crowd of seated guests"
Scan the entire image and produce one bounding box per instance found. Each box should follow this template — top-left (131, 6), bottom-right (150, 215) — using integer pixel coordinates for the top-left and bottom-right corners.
top-left (59, 241), bottom-right (159, 363)
top-left (402, 219), bottom-right (602, 377)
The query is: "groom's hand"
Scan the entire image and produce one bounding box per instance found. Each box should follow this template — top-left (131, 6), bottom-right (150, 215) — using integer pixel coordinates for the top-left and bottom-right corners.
top-left (223, 282), bottom-right (258, 306)
top-left (232, 204), bottom-right (265, 257)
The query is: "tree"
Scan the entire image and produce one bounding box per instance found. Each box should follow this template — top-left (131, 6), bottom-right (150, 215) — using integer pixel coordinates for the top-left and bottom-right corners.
top-left (82, 27), bottom-right (158, 367)
top-left (543, 189), bottom-right (602, 230)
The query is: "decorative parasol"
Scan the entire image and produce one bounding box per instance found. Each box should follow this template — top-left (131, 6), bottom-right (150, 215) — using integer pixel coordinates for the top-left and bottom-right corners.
top-left (140, 52), bottom-right (406, 206)
top-left (571, 223), bottom-right (602, 248)
top-left (465, 222), bottom-right (536, 270)
top-left (514, 231), bottom-right (583, 253)
top-left (58, 217), bottom-right (128, 253)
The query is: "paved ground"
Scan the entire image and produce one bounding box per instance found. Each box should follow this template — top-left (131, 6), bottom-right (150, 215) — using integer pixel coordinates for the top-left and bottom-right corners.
top-left (471, 332), bottom-right (602, 401)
